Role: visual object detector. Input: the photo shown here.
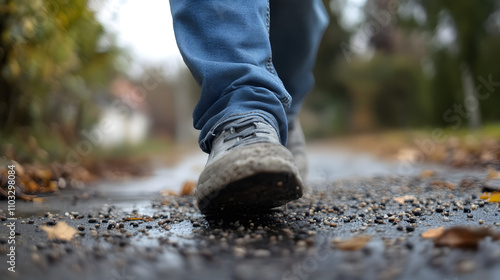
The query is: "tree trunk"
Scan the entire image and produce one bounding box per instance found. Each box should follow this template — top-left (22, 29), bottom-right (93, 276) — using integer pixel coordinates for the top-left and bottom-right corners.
top-left (460, 63), bottom-right (481, 130)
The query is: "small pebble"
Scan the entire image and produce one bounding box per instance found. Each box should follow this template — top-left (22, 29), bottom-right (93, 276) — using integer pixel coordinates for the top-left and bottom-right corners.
top-left (406, 226), bottom-right (415, 232)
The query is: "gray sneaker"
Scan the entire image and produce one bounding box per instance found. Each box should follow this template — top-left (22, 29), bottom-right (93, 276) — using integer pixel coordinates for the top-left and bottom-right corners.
top-left (286, 118), bottom-right (308, 181)
top-left (196, 116), bottom-right (304, 214)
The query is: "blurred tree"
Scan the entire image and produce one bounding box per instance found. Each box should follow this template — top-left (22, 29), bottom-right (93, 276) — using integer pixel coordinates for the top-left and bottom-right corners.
top-left (309, 0), bottom-right (500, 135)
top-left (0, 0), bottom-right (122, 160)
top-left (410, 0), bottom-right (499, 129)
top-left (304, 0), bottom-right (351, 136)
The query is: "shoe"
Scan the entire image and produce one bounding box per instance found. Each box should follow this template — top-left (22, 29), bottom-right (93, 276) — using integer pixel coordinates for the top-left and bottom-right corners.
top-left (286, 118), bottom-right (308, 181)
top-left (196, 116), bottom-right (303, 214)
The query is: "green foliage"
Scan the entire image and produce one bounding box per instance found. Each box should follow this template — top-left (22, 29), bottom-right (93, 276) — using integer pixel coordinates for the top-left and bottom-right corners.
top-left (307, 0), bottom-right (500, 136)
top-left (0, 0), bottom-right (122, 161)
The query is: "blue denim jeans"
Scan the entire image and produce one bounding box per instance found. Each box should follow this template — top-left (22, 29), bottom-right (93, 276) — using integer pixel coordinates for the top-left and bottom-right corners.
top-left (170, 0), bottom-right (329, 153)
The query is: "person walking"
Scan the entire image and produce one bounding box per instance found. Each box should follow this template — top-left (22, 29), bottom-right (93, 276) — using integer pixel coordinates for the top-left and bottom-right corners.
top-left (169, 0), bottom-right (329, 214)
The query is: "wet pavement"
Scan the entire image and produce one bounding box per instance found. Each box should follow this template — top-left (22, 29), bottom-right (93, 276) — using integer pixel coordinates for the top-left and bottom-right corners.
top-left (1, 145), bottom-right (500, 280)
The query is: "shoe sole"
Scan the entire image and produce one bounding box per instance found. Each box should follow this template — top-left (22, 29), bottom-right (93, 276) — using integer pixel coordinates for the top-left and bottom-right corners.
top-left (196, 143), bottom-right (303, 214)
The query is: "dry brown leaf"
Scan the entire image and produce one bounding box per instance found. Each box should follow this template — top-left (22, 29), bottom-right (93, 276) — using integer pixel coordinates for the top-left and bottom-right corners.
top-left (434, 227), bottom-right (499, 249)
top-left (421, 170), bottom-right (436, 178)
top-left (421, 227), bottom-right (445, 239)
top-left (40, 222), bottom-right (78, 241)
top-left (393, 195), bottom-right (416, 204)
top-left (431, 180), bottom-right (456, 190)
top-left (181, 180), bottom-right (196, 196)
top-left (333, 235), bottom-right (372, 251)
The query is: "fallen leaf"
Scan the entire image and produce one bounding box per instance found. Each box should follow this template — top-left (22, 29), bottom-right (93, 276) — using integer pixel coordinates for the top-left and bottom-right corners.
top-left (489, 192), bottom-right (500, 202)
top-left (479, 191), bottom-right (500, 202)
top-left (160, 189), bottom-right (178, 196)
top-left (480, 193), bottom-right (490, 200)
top-left (40, 222), bottom-right (78, 241)
top-left (393, 195), bottom-right (416, 204)
top-left (32, 197), bottom-right (47, 203)
top-left (431, 180), bottom-right (456, 190)
top-left (332, 235), bottom-right (372, 251)
top-left (421, 170), bottom-right (436, 178)
top-left (421, 227), bottom-right (445, 239)
top-left (47, 181), bottom-right (58, 192)
top-left (123, 217), bottom-right (143, 221)
top-left (181, 180), bottom-right (196, 196)
top-left (487, 169), bottom-right (500, 180)
top-left (33, 167), bottom-right (52, 184)
top-left (434, 227), bottom-right (499, 249)
top-left (459, 177), bottom-right (482, 189)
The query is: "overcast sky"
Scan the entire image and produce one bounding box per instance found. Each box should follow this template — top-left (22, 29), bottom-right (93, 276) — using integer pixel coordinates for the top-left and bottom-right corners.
top-left (95, 0), bottom-right (183, 76)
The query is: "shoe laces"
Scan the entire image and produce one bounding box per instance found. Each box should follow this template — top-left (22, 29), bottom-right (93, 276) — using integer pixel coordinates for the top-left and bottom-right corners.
top-left (222, 117), bottom-right (272, 150)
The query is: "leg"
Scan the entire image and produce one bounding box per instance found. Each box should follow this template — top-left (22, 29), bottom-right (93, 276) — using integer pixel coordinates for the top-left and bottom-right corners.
top-left (170, 0), bottom-right (304, 214)
top-left (269, 0), bottom-right (329, 180)
top-left (169, 0), bottom-right (291, 153)
top-left (270, 0), bottom-right (329, 124)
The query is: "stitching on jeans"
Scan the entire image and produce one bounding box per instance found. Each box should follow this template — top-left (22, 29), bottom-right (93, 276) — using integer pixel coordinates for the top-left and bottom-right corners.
top-left (265, 0), bottom-right (275, 74)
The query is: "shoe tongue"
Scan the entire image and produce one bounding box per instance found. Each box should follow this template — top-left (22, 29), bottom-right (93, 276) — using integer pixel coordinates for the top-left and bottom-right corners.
top-left (219, 116), bottom-right (266, 133)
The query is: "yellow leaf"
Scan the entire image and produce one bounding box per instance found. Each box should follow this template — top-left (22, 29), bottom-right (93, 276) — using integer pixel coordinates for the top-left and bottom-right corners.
top-left (481, 191), bottom-right (500, 202)
top-left (480, 193), bottom-right (490, 200)
top-left (489, 193), bottom-right (500, 202)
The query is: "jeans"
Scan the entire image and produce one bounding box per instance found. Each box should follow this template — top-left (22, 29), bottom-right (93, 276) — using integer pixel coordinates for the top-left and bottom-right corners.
top-left (170, 0), bottom-right (329, 153)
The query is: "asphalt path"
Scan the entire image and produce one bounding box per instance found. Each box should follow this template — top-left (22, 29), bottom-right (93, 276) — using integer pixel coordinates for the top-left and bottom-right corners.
top-left (1, 146), bottom-right (500, 280)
